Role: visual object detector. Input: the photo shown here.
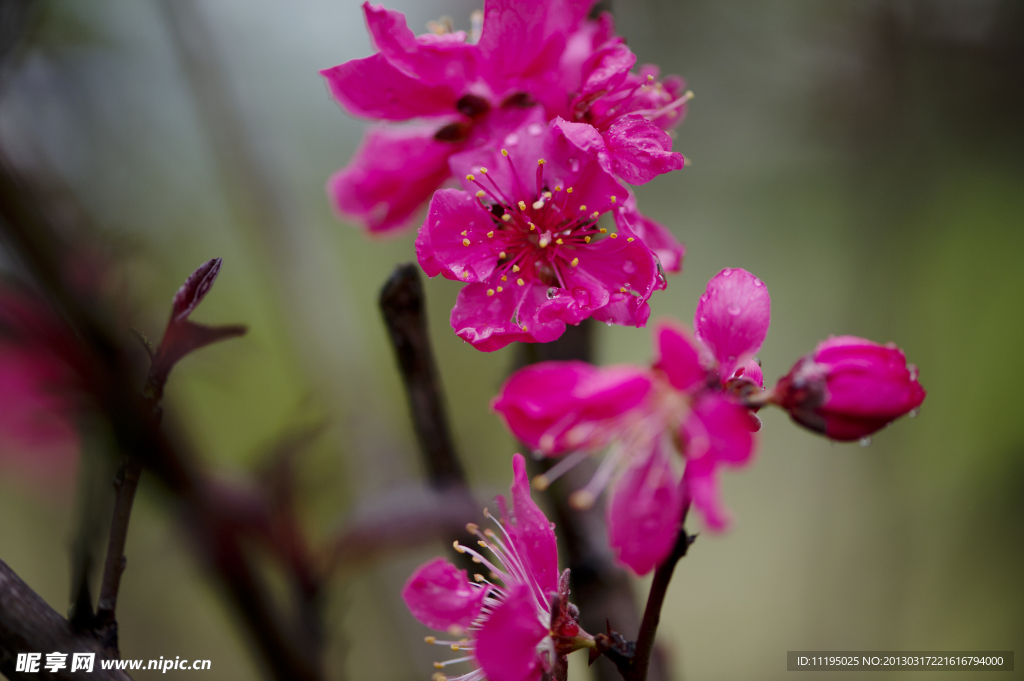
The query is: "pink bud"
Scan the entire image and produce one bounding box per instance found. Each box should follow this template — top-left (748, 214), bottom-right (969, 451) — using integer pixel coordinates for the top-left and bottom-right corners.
top-left (774, 336), bottom-right (925, 441)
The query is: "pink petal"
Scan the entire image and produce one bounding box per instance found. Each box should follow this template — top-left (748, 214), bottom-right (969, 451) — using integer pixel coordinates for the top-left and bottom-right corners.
top-left (602, 115), bottom-right (684, 185)
top-left (728, 358), bottom-right (764, 390)
top-left (694, 268), bottom-right (771, 380)
top-left (571, 40), bottom-right (636, 116)
top-left (363, 2), bottom-right (478, 88)
top-left (682, 393), bottom-right (757, 467)
top-left (562, 231), bottom-right (659, 325)
top-left (508, 453), bottom-right (559, 598)
top-left (415, 188), bottom-right (507, 281)
top-left (402, 558), bottom-right (487, 631)
top-left (682, 461), bottom-right (729, 532)
top-left (591, 290), bottom-right (652, 328)
top-left (546, 118), bottom-right (626, 212)
top-left (475, 584), bottom-right (548, 681)
top-left (493, 361), bottom-right (653, 455)
top-left (653, 322), bottom-right (709, 392)
top-left (320, 54), bottom-right (457, 120)
top-left (614, 201), bottom-right (684, 274)
top-left (607, 443), bottom-right (684, 575)
top-left (328, 126), bottom-right (454, 234)
top-left (449, 280), bottom-right (565, 352)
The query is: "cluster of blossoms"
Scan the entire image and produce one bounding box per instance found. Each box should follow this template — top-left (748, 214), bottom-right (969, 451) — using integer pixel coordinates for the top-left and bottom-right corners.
top-left (403, 454), bottom-right (591, 681)
top-left (323, 0), bottom-right (689, 349)
top-left (494, 269), bottom-right (926, 574)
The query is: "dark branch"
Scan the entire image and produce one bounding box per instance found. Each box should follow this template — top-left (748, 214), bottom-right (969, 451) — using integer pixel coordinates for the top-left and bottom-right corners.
top-left (379, 264), bottom-right (466, 489)
top-left (0, 558), bottom-right (132, 681)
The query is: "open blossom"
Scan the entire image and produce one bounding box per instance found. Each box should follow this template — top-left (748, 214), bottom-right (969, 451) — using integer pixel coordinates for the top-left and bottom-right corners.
top-left (417, 113), bottom-right (663, 351)
top-left (322, 1), bottom-right (690, 236)
top-left (772, 336), bottom-right (925, 441)
top-left (403, 454), bottom-right (590, 681)
top-left (494, 268), bottom-right (770, 572)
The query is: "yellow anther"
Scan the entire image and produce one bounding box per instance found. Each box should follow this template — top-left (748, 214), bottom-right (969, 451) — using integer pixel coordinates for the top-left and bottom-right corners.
top-left (579, 205), bottom-right (587, 211)
top-left (599, 228), bottom-right (608, 233)
top-left (478, 541), bottom-right (487, 548)
top-left (484, 528), bottom-right (495, 537)
top-left (543, 191), bottom-right (552, 199)
top-left (466, 523), bottom-right (479, 533)
top-left (567, 187), bottom-right (574, 193)
top-left (497, 286), bottom-right (503, 292)
top-left (529, 223), bottom-right (536, 231)
top-left (499, 251), bottom-right (507, 259)
top-left (501, 275), bottom-right (507, 281)
top-left (554, 186), bottom-right (562, 192)
top-left (571, 257), bottom-right (579, 267)
top-left (453, 541), bottom-right (465, 553)
top-left (462, 272), bottom-right (469, 278)
top-left (521, 325), bottom-right (528, 331)
top-left (466, 174), bottom-right (475, 181)
top-left (584, 236), bottom-right (591, 243)
top-left (434, 663), bottom-right (445, 670)
top-left (479, 167), bottom-right (488, 173)
top-left (647, 74), bottom-right (654, 82)
top-left (501, 149), bottom-right (509, 156)
top-left (517, 278), bottom-right (525, 286)
top-left (451, 644), bottom-right (461, 651)
top-left (502, 214), bottom-right (512, 222)
top-left (471, 556), bottom-right (482, 563)
top-left (627, 237), bottom-right (635, 242)
top-left (611, 195), bottom-right (617, 203)
top-left (432, 674), bottom-right (447, 681)
top-left (556, 238), bottom-right (564, 245)
top-left (487, 231), bottom-right (494, 238)
top-left (532, 199), bottom-right (545, 209)
top-left (591, 211), bottom-right (600, 219)
top-left (425, 636), bottom-right (437, 644)
top-left (518, 201), bottom-right (527, 210)
top-left (512, 264), bottom-right (520, 272)
top-left (474, 573), bottom-right (486, 582)
top-left (570, 490), bottom-right (596, 510)
top-left (475, 190), bottom-right (485, 198)
top-left (486, 289), bottom-right (495, 297)
top-left (620, 287), bottom-right (627, 293)
top-left (533, 475), bottom-right (550, 491)
top-left (461, 230), bottom-right (467, 236)
top-left (463, 238), bottom-right (471, 246)
top-left (610, 233), bottom-right (618, 238)
top-left (537, 158), bottom-right (546, 165)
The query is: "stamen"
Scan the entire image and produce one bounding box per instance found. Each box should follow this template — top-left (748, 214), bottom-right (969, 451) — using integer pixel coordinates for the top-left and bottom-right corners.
top-left (627, 237), bottom-right (635, 242)
top-left (610, 233), bottom-right (618, 239)
top-left (534, 449), bottom-right (591, 490)
top-left (517, 278), bottom-right (525, 286)
top-left (487, 231), bottom-right (494, 237)
top-left (518, 201), bottom-right (527, 211)
top-left (487, 289), bottom-right (495, 296)
top-left (463, 238), bottom-right (471, 246)
top-left (571, 257), bottom-right (579, 267)
top-left (512, 265), bottom-right (520, 272)
top-left (499, 251), bottom-right (507, 259)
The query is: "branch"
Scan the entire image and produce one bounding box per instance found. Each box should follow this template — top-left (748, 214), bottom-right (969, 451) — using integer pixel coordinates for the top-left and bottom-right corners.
top-left (379, 264), bottom-right (466, 489)
top-left (0, 558), bottom-right (132, 681)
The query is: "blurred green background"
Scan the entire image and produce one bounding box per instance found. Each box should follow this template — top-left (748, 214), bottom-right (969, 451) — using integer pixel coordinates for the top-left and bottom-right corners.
top-left (1, 0), bottom-right (1021, 679)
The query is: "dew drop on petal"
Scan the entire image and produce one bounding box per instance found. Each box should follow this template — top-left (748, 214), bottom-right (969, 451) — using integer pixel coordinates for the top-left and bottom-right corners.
top-left (753, 279), bottom-right (762, 287)
top-left (727, 304), bottom-right (741, 315)
top-left (606, 321), bottom-right (614, 327)
top-left (657, 273), bottom-right (667, 287)
top-left (859, 437), bottom-right (872, 447)
top-left (722, 269), bottom-right (732, 277)
top-left (569, 158), bottom-right (580, 173)
top-left (572, 287), bottom-right (591, 308)
top-left (504, 132), bottom-right (520, 146)
top-left (909, 408), bottom-right (919, 419)
top-left (623, 260), bottom-right (636, 274)
top-left (546, 287), bottom-right (560, 300)
top-left (527, 123), bottom-right (543, 136)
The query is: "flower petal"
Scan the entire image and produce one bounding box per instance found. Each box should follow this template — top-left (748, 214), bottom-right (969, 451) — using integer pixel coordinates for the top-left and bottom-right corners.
top-left (363, 2), bottom-right (478, 88)
top-left (603, 114), bottom-right (684, 185)
top-left (682, 393), bottom-right (757, 466)
top-left (493, 361), bottom-right (653, 455)
top-left (328, 126), bottom-right (454, 234)
top-left (653, 321), bottom-right (709, 392)
top-left (614, 198), bottom-right (685, 273)
top-left (320, 54), bottom-right (457, 120)
top-left (508, 453), bottom-right (559, 598)
top-left (402, 557), bottom-right (487, 631)
top-left (450, 280), bottom-right (565, 352)
top-left (682, 459), bottom-right (729, 532)
top-left (561, 230), bottom-right (659, 326)
top-left (475, 584), bottom-right (548, 681)
top-left (607, 442), bottom-right (684, 575)
top-left (694, 268), bottom-right (771, 380)
top-left (416, 188), bottom-right (507, 281)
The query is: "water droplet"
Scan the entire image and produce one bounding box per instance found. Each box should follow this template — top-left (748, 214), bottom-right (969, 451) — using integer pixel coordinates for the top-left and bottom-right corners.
top-left (504, 132), bottom-right (520, 146)
top-left (727, 304), bottom-right (741, 315)
top-left (908, 365), bottom-right (919, 382)
top-left (722, 269), bottom-right (732, 277)
top-left (572, 287), bottom-right (591, 308)
top-left (606, 321), bottom-right (614, 327)
top-left (546, 287), bottom-right (560, 300)
top-left (569, 158), bottom-right (580, 173)
top-left (859, 437), bottom-right (872, 447)
top-left (657, 273), bottom-right (667, 287)
top-left (623, 260), bottom-right (636, 274)
top-left (753, 279), bottom-right (762, 287)
top-left (908, 408), bottom-right (919, 419)
top-left (527, 123), bottom-right (543, 136)
top-left (699, 316), bottom-right (707, 323)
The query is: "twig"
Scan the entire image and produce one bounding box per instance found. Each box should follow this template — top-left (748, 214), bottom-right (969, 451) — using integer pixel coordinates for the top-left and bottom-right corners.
top-left (627, 520), bottom-right (694, 681)
top-left (379, 264), bottom-right (466, 489)
top-left (0, 558), bottom-right (133, 681)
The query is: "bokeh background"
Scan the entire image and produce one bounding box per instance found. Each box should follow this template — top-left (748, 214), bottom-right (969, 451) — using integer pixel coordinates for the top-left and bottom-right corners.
top-left (1, 0), bottom-right (1022, 679)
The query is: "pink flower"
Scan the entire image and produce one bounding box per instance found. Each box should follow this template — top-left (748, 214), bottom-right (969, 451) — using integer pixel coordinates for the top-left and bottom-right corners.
top-left (322, 2), bottom-right (690, 239)
top-left (772, 336), bottom-right (925, 441)
top-left (494, 268), bottom-right (770, 571)
top-left (417, 114), bottom-right (662, 351)
top-left (403, 454), bottom-right (590, 681)
top-left (0, 289), bottom-right (86, 485)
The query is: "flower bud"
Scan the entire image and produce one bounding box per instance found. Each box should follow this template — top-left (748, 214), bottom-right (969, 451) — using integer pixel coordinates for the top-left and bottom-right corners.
top-left (773, 336), bottom-right (925, 441)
